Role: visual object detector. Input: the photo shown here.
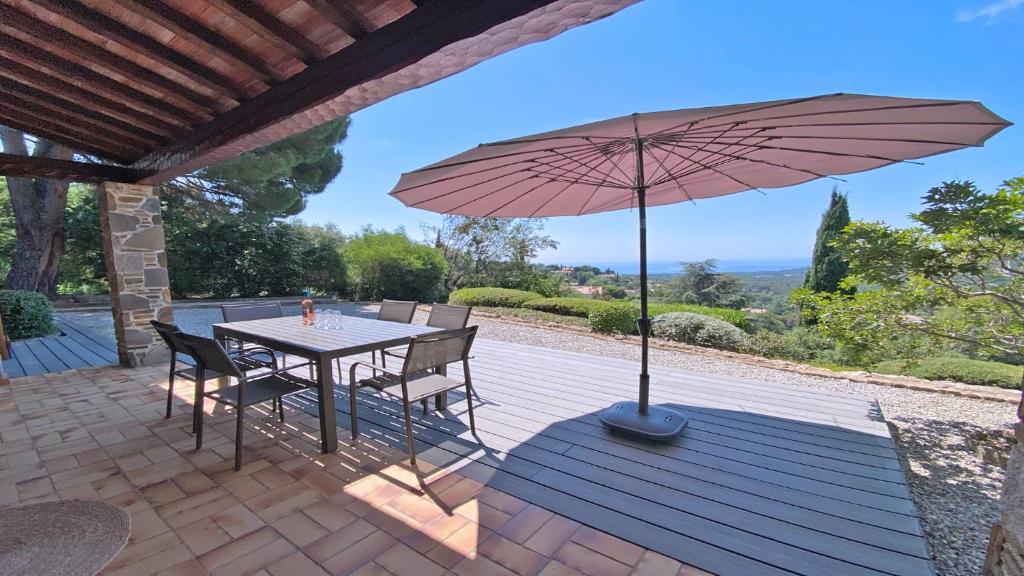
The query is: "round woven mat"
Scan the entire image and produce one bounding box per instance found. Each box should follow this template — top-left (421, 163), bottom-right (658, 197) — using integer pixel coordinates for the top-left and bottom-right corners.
top-left (0, 500), bottom-right (130, 576)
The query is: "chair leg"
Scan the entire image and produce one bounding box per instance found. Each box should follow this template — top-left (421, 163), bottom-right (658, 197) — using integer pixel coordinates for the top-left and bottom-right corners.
top-left (234, 405), bottom-right (245, 472)
top-left (195, 394), bottom-right (204, 450)
top-left (421, 399), bottom-right (428, 414)
top-left (402, 401), bottom-right (416, 466)
top-left (278, 396), bottom-right (285, 422)
top-left (465, 382), bottom-right (476, 434)
top-left (166, 355), bottom-right (176, 419)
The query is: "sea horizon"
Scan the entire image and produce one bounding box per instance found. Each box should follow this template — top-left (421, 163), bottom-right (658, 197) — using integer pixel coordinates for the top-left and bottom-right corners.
top-left (540, 258), bottom-right (810, 275)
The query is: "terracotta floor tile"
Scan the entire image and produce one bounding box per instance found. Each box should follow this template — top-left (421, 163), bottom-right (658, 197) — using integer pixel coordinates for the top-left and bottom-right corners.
top-left (538, 560), bottom-right (585, 576)
top-left (321, 529), bottom-right (396, 576)
top-left (375, 541), bottom-right (447, 576)
top-left (302, 499), bottom-right (357, 531)
top-left (498, 504), bottom-right (554, 544)
top-left (524, 516), bottom-right (581, 557)
top-left (272, 510), bottom-right (329, 547)
top-left (304, 518), bottom-right (378, 563)
top-left (198, 525), bottom-right (280, 570)
top-left (631, 550), bottom-right (682, 576)
top-left (451, 553), bottom-right (520, 576)
top-left (176, 516), bottom-right (233, 556)
top-left (553, 541), bottom-right (631, 576)
top-left (478, 532), bottom-right (548, 576)
top-left (570, 527), bottom-right (644, 567)
top-left (212, 503), bottom-right (265, 539)
top-left (267, 551), bottom-right (331, 576)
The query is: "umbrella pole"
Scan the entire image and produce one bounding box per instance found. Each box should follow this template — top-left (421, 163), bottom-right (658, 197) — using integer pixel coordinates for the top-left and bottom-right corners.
top-left (637, 185), bottom-right (651, 415)
top-left (597, 134), bottom-right (686, 441)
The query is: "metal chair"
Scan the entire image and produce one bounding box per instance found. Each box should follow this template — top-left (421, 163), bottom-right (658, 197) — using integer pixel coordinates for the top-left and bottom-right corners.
top-left (178, 333), bottom-right (311, 471)
top-left (220, 302), bottom-right (282, 351)
top-left (349, 326), bottom-right (478, 466)
top-left (151, 320), bottom-right (277, 427)
top-left (376, 299), bottom-right (418, 324)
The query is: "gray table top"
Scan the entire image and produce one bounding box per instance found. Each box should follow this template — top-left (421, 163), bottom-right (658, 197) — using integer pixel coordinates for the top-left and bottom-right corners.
top-left (212, 315), bottom-right (441, 358)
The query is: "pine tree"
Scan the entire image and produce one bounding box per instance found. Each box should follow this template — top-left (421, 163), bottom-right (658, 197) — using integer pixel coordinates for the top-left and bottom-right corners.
top-left (804, 186), bottom-right (852, 294)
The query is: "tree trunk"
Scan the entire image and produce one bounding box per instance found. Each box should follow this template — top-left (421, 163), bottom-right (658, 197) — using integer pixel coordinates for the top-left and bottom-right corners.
top-left (0, 128), bottom-right (70, 297)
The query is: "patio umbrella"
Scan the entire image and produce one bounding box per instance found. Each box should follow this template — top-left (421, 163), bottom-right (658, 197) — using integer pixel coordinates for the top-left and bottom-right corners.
top-left (389, 93), bottom-right (1010, 440)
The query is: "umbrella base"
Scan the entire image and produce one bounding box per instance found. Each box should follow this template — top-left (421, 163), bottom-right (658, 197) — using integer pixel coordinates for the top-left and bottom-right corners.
top-left (599, 401), bottom-right (687, 441)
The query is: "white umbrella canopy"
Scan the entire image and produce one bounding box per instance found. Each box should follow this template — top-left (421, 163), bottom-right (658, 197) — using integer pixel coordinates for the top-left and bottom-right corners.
top-left (390, 93), bottom-right (1010, 440)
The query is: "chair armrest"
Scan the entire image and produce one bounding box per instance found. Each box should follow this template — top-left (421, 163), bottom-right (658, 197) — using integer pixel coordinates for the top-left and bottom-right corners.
top-left (348, 360), bottom-right (404, 378)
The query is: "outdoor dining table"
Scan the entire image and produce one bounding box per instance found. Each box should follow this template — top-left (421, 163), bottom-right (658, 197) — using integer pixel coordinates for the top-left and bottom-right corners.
top-left (212, 314), bottom-right (444, 453)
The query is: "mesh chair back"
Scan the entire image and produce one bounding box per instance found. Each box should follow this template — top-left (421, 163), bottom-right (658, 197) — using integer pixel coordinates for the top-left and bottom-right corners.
top-left (177, 333), bottom-right (243, 379)
top-left (403, 326), bottom-right (477, 374)
top-left (377, 300), bottom-right (417, 324)
top-left (426, 304), bottom-right (472, 330)
top-left (221, 302), bottom-right (282, 323)
top-left (151, 320), bottom-right (187, 354)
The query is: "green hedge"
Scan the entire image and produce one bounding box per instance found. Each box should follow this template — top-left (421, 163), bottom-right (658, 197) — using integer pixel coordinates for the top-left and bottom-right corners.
top-left (448, 287), bottom-right (542, 308)
top-left (588, 302), bottom-right (640, 334)
top-left (647, 302), bottom-right (749, 331)
top-left (872, 357), bottom-right (1023, 389)
top-left (0, 290), bottom-right (55, 340)
top-left (651, 312), bottom-right (748, 352)
top-left (523, 297), bottom-right (610, 318)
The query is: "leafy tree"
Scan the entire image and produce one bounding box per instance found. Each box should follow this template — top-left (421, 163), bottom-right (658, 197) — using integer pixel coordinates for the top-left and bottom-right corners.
top-left (794, 179), bottom-right (1023, 374)
top-left (0, 179), bottom-right (15, 280)
top-left (296, 222), bottom-right (347, 295)
top-left (60, 184), bottom-right (106, 294)
top-left (346, 228), bottom-right (447, 302)
top-left (804, 186), bottom-right (852, 293)
top-left (670, 259), bottom-right (747, 309)
top-left (1, 129), bottom-right (70, 296)
top-left (424, 216), bottom-right (558, 294)
top-left (167, 118), bottom-right (349, 218)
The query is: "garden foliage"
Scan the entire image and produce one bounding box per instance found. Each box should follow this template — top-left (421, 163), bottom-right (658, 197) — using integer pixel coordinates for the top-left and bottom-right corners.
top-left (0, 289), bottom-right (54, 340)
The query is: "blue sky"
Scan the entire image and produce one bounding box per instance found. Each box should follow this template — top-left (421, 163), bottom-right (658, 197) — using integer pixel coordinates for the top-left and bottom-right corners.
top-left (299, 0), bottom-right (1021, 265)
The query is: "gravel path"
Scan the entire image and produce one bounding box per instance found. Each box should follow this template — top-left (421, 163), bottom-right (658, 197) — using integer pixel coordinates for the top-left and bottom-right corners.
top-left (59, 304), bottom-right (1014, 575)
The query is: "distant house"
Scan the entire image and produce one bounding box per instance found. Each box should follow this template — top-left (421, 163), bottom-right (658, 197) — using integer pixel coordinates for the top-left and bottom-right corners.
top-left (557, 267), bottom-right (575, 275)
top-left (572, 285), bottom-right (603, 296)
top-left (742, 307), bottom-right (768, 314)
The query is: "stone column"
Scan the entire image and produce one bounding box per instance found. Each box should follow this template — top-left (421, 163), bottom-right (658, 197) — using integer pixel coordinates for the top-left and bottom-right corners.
top-left (984, 399), bottom-right (1024, 575)
top-left (98, 182), bottom-right (173, 367)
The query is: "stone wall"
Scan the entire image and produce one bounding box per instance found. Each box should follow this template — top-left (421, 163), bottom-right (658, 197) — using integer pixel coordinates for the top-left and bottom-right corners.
top-left (985, 401), bottom-right (1024, 576)
top-left (98, 182), bottom-right (172, 367)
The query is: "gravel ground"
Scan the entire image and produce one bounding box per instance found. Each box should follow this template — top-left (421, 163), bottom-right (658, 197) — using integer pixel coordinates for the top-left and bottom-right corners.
top-left (59, 304), bottom-right (1015, 575)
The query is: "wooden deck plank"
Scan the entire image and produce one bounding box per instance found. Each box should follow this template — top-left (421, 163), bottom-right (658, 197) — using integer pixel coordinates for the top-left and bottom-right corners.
top-left (38, 337), bottom-right (91, 370)
top-left (10, 340), bottom-right (45, 375)
top-left (54, 318), bottom-right (119, 363)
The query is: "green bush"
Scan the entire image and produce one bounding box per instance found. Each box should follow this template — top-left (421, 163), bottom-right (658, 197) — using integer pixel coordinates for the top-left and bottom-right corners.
top-left (523, 297), bottom-right (610, 318)
top-left (588, 302), bottom-right (640, 334)
top-left (0, 290), bottom-right (55, 340)
top-left (746, 327), bottom-right (836, 362)
top-left (872, 357), bottom-right (1023, 389)
top-left (346, 229), bottom-right (447, 302)
top-left (651, 312), bottom-right (748, 352)
top-left (448, 287), bottom-right (542, 308)
top-left (648, 302), bottom-right (749, 331)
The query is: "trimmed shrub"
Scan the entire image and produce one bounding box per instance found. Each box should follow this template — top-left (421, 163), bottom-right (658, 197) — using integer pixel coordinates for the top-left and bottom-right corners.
top-left (746, 327), bottom-right (836, 362)
top-left (651, 312), bottom-right (748, 352)
top-left (0, 290), bottom-right (55, 340)
top-left (448, 287), bottom-right (542, 308)
top-left (523, 297), bottom-right (610, 318)
top-left (872, 357), bottom-right (1023, 389)
top-left (588, 302), bottom-right (640, 334)
top-left (648, 302), bottom-right (749, 331)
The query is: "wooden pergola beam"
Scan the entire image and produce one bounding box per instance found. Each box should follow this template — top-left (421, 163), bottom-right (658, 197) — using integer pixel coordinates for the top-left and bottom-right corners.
top-left (0, 31), bottom-right (199, 129)
top-left (305, 0), bottom-right (370, 39)
top-left (0, 153), bottom-right (154, 183)
top-left (109, 0), bottom-right (288, 82)
top-left (134, 0), bottom-right (563, 182)
top-left (0, 3), bottom-right (224, 114)
top-left (0, 91), bottom-right (155, 150)
top-left (205, 0), bottom-right (329, 61)
top-left (0, 111), bottom-right (135, 164)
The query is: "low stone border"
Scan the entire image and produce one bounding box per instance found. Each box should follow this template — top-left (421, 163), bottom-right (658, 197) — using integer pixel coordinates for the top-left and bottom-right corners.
top-left (470, 310), bottom-right (1021, 405)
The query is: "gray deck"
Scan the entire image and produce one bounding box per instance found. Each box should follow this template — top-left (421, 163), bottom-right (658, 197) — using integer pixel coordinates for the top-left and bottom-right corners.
top-left (290, 337), bottom-right (932, 576)
top-left (2, 317), bottom-right (118, 377)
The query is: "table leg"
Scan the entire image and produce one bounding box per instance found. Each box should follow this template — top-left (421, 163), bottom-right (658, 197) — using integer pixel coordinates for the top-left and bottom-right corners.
top-left (434, 364), bottom-right (448, 411)
top-left (317, 356), bottom-right (337, 453)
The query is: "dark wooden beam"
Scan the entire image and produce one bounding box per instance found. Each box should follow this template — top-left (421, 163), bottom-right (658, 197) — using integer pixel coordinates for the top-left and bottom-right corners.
top-left (0, 111), bottom-right (134, 163)
top-left (0, 3), bottom-right (223, 115)
top-left (28, 0), bottom-right (257, 100)
top-left (134, 0), bottom-right (563, 182)
top-left (205, 0), bottom-right (329, 60)
top-left (0, 33), bottom-right (196, 130)
top-left (0, 76), bottom-right (170, 143)
top-left (0, 102), bottom-right (140, 159)
top-left (110, 0), bottom-right (288, 82)
top-left (305, 0), bottom-right (371, 39)
top-left (0, 153), bottom-right (153, 183)
top-left (0, 89), bottom-right (156, 150)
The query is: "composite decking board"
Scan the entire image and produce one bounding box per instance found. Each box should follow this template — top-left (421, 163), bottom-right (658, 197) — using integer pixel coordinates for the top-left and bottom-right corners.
top-left (464, 360), bottom-right (902, 471)
top-left (467, 347), bottom-right (894, 442)
top-left (46, 334), bottom-right (114, 367)
top-left (54, 319), bottom-right (119, 363)
top-left (39, 337), bottom-right (92, 370)
top-left (10, 341), bottom-right (45, 375)
top-left (293, 386), bottom-right (929, 576)
top-left (457, 367), bottom-right (912, 493)
top-left (469, 349), bottom-right (891, 434)
top-left (2, 352), bottom-right (25, 378)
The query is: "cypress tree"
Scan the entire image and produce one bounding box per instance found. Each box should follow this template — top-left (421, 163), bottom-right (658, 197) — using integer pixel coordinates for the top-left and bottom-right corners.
top-left (804, 186), bottom-right (852, 294)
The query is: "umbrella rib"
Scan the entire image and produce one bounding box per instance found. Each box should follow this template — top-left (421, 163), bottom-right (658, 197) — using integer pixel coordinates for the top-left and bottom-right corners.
top-left (585, 137), bottom-right (637, 186)
top-left (542, 145), bottom-right (635, 188)
top-left (663, 136), bottom-right (928, 166)
top-left (664, 131), bottom-right (993, 148)
top-left (649, 140), bottom-right (846, 186)
top-left (400, 140), bottom-right (612, 176)
top-left (644, 143), bottom-right (698, 204)
top-left (645, 122), bottom-right (750, 187)
top-left (649, 140), bottom-right (768, 195)
top-left (524, 147), bottom-right (634, 189)
top-left (646, 93), bottom-right (839, 139)
top-left (668, 100), bottom-right (985, 136)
